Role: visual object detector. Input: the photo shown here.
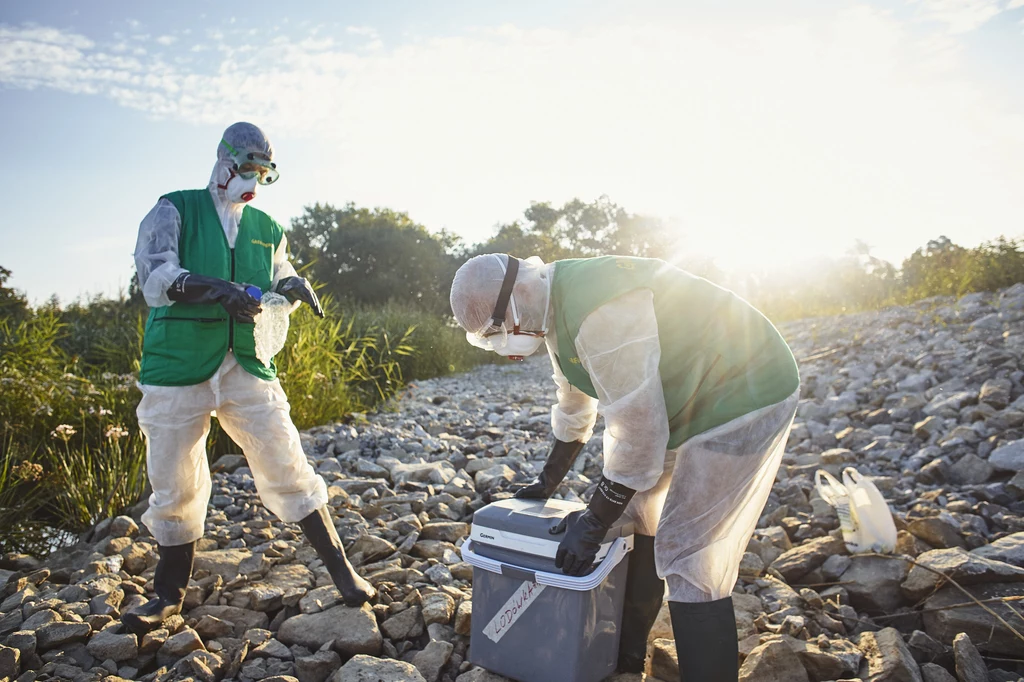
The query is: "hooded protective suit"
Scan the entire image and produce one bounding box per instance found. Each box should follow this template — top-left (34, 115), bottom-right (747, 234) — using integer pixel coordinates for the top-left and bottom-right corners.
top-left (132, 122), bottom-right (326, 546)
top-left (451, 253), bottom-right (800, 680)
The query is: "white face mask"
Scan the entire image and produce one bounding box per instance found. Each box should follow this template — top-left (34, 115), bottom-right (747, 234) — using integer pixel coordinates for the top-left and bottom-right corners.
top-left (466, 256), bottom-right (550, 360)
top-left (493, 325), bottom-right (546, 359)
top-left (226, 174), bottom-right (258, 203)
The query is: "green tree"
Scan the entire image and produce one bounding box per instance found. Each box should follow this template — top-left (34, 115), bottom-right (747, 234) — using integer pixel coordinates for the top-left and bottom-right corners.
top-left (288, 203), bottom-right (460, 314)
top-left (0, 266), bottom-right (29, 322)
top-left (901, 236), bottom-right (971, 298)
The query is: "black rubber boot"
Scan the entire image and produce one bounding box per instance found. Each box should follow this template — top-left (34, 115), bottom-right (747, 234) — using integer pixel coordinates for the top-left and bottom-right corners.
top-left (299, 506), bottom-right (376, 607)
top-left (617, 535), bottom-right (665, 673)
top-left (669, 597), bottom-right (739, 682)
top-left (122, 541), bottom-right (195, 634)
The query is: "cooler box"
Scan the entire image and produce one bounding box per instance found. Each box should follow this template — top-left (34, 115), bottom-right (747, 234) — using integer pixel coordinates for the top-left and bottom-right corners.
top-left (461, 498), bottom-right (634, 682)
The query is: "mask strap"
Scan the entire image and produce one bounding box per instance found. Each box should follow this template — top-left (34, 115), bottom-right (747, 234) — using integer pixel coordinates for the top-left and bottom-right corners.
top-left (490, 255), bottom-right (519, 330)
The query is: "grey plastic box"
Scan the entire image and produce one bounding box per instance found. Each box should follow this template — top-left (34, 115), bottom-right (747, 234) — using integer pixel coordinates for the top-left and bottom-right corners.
top-left (462, 498), bottom-right (634, 682)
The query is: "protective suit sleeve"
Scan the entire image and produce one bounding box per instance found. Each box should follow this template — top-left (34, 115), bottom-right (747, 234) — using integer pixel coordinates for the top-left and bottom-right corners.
top-left (271, 233), bottom-right (298, 289)
top-left (576, 288), bottom-right (669, 493)
top-left (547, 344), bottom-right (599, 443)
top-left (270, 234), bottom-right (302, 313)
top-left (134, 198), bottom-right (186, 308)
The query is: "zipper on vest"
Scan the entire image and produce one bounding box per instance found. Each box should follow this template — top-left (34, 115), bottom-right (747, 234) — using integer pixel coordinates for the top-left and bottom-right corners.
top-left (228, 248), bottom-right (236, 352)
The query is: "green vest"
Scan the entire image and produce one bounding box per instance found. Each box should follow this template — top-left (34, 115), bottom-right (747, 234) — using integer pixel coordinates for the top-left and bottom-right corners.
top-left (552, 256), bottom-right (799, 448)
top-left (139, 189), bottom-right (284, 386)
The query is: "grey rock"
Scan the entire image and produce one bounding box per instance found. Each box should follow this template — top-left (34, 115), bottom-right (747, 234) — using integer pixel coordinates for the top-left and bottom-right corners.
top-left (972, 531), bottom-right (1024, 565)
top-left (454, 599), bottom-right (472, 636)
top-left (908, 516), bottom-right (967, 550)
top-left (381, 605), bottom-right (425, 640)
top-left (923, 582), bottom-right (1024, 656)
top-left (455, 668), bottom-right (515, 682)
top-left (35, 621), bottom-right (91, 650)
top-left (0, 644), bottom-right (19, 682)
top-left (420, 522), bottom-right (469, 543)
top-left (776, 634), bottom-right (862, 680)
top-left (842, 555), bottom-right (910, 613)
top-left (158, 628), bottom-right (205, 663)
top-left (421, 592), bottom-right (455, 626)
top-left (952, 633), bottom-right (987, 682)
top-left (295, 648), bottom-right (341, 682)
top-left (347, 534), bottom-right (396, 563)
top-left (919, 663), bottom-right (957, 682)
top-left (412, 639), bottom-right (454, 682)
top-left (193, 548), bottom-right (252, 580)
top-left (989, 440), bottom-right (1024, 472)
top-left (738, 637), bottom-right (809, 682)
top-left (86, 629), bottom-right (138, 662)
top-left (109, 515), bottom-right (139, 538)
top-left (979, 378), bottom-right (1012, 409)
top-left (769, 535), bottom-right (846, 582)
top-left (329, 654), bottom-right (427, 682)
top-left (902, 547), bottom-right (1024, 602)
top-left (189, 604), bottom-right (270, 636)
top-left (278, 604), bottom-right (382, 657)
top-left (857, 627), bottom-right (923, 682)
top-left (948, 454), bottom-right (994, 485)
top-left (211, 454), bottom-right (247, 473)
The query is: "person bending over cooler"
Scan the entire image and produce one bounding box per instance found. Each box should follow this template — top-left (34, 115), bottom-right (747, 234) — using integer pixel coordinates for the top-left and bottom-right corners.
top-left (450, 254), bottom-right (799, 682)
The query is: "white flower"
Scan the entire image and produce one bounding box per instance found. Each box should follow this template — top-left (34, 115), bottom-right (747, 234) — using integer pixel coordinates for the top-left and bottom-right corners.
top-left (51, 424), bottom-right (77, 441)
top-left (105, 425), bottom-right (129, 441)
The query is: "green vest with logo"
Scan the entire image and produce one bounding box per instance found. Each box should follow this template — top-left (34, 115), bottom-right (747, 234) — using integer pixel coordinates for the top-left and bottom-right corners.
top-left (139, 189), bottom-right (284, 386)
top-left (552, 256), bottom-right (799, 449)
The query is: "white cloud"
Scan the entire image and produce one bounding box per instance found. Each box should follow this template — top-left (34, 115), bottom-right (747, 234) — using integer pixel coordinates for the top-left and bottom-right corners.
top-left (1, 11), bottom-right (1022, 267)
top-left (1010, 0), bottom-right (1024, 8)
top-left (346, 26), bottom-right (378, 37)
top-left (910, 0), bottom-right (1005, 32)
top-left (155, 35), bottom-right (176, 46)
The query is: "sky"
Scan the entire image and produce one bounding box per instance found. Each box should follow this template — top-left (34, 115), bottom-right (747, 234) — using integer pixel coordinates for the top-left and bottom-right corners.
top-left (1, 0), bottom-right (1023, 304)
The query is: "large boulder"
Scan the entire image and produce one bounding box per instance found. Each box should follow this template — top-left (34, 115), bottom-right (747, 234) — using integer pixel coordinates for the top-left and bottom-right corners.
top-left (901, 547), bottom-right (1024, 602)
top-left (278, 604), bottom-right (382, 657)
top-left (972, 532), bottom-right (1024, 566)
top-left (329, 654), bottom-right (426, 682)
top-left (922, 582), bottom-right (1024, 657)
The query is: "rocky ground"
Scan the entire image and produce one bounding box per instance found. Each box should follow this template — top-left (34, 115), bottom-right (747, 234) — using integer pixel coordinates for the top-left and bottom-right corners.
top-left (5, 285), bottom-right (1024, 682)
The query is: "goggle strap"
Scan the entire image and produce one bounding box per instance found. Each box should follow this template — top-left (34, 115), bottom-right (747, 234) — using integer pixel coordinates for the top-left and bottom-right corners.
top-left (491, 255), bottom-right (519, 328)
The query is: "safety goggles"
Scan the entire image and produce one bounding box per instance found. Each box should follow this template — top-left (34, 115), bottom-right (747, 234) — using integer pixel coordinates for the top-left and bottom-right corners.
top-left (465, 255), bottom-right (545, 352)
top-left (221, 139), bottom-right (280, 185)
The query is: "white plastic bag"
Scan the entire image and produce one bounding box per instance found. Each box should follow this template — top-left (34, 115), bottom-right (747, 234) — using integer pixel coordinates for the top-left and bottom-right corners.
top-left (815, 470), bottom-right (861, 552)
top-left (815, 467), bottom-right (897, 554)
top-left (842, 467), bottom-right (897, 554)
top-left (253, 292), bottom-right (291, 367)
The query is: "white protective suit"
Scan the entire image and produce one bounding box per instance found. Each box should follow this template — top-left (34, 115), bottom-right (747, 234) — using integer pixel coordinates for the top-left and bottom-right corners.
top-left (133, 123), bottom-right (326, 547)
top-left (451, 255), bottom-right (798, 603)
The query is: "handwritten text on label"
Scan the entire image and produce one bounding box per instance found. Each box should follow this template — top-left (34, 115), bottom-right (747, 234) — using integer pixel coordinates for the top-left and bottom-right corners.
top-left (482, 580), bottom-right (547, 643)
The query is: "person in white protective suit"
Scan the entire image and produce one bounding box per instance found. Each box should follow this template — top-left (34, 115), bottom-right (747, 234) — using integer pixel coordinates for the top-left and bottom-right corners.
top-left (450, 254), bottom-right (800, 682)
top-left (124, 122), bottom-right (375, 634)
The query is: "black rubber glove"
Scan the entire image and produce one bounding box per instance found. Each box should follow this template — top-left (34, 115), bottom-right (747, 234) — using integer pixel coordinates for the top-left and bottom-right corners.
top-left (168, 273), bottom-right (262, 324)
top-left (515, 439), bottom-right (586, 499)
top-left (275, 276), bottom-right (324, 318)
top-left (553, 475), bottom-right (636, 576)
